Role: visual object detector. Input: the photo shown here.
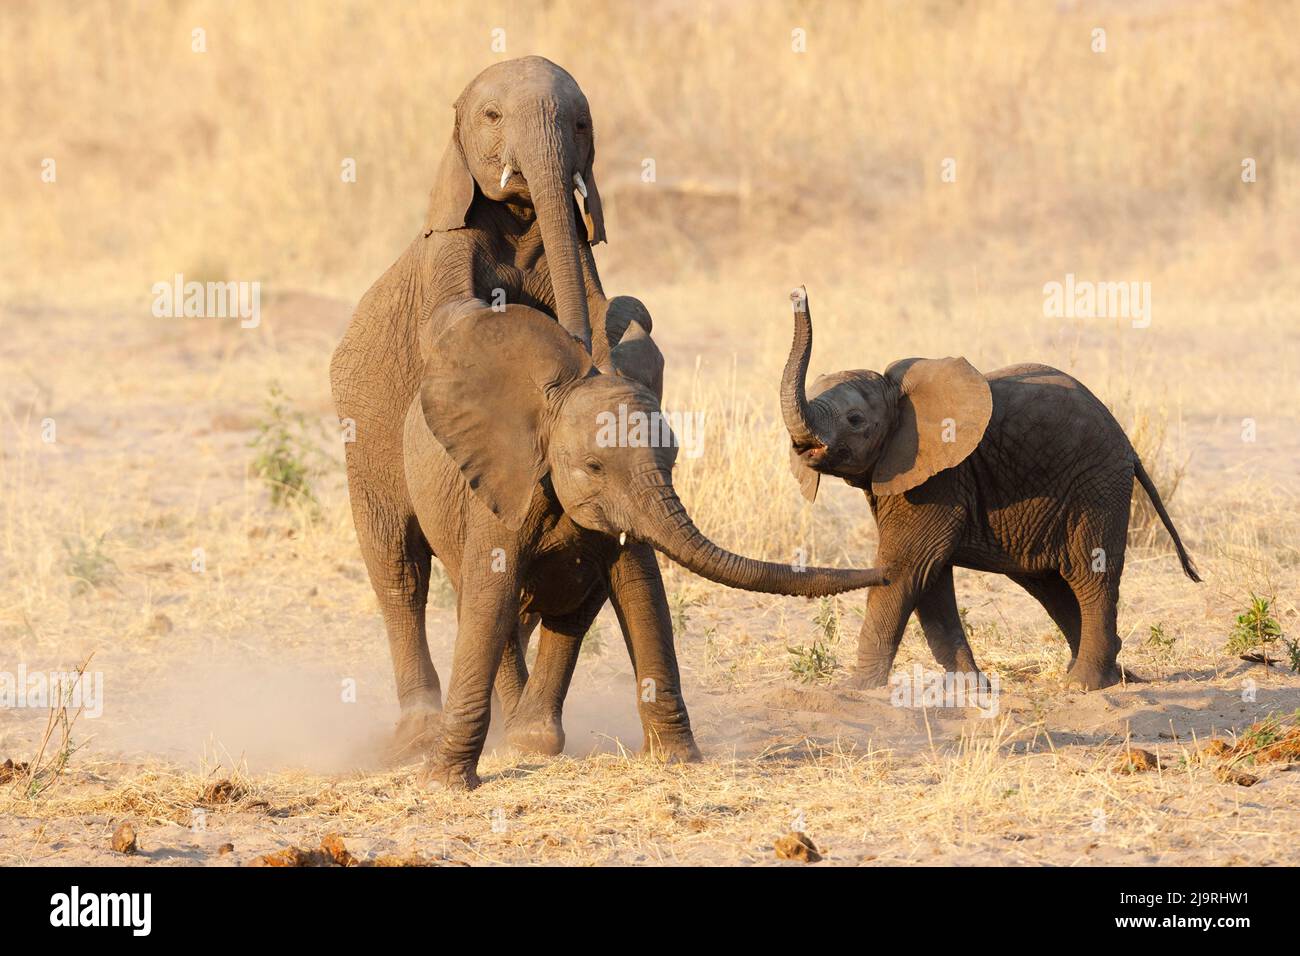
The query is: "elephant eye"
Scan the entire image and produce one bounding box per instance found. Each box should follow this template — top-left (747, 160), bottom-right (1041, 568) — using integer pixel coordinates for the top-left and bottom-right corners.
top-left (847, 413), bottom-right (866, 428)
top-left (584, 457), bottom-right (603, 474)
top-left (575, 117), bottom-right (589, 132)
top-left (483, 105), bottom-right (502, 123)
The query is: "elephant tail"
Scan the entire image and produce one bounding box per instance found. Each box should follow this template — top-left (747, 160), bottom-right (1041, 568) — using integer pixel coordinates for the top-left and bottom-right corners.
top-left (1133, 457), bottom-right (1202, 583)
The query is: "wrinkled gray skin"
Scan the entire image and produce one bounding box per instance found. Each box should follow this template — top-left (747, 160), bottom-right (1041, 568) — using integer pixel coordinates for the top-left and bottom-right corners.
top-left (400, 302), bottom-right (888, 788)
top-left (331, 57), bottom-right (613, 773)
top-left (779, 288), bottom-right (1201, 692)
top-left (328, 56), bottom-right (889, 789)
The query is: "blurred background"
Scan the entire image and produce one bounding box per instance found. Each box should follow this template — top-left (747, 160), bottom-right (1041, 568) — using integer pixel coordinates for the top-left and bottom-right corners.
top-left (3, 0), bottom-right (1295, 303)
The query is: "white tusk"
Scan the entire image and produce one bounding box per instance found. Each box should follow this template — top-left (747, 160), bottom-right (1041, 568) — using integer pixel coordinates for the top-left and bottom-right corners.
top-left (573, 171), bottom-right (588, 198)
top-left (500, 165), bottom-right (513, 189)
top-left (618, 531), bottom-right (626, 546)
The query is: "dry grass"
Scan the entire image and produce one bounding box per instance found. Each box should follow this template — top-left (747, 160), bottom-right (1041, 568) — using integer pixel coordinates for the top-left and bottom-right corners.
top-left (1, 0), bottom-right (1299, 865)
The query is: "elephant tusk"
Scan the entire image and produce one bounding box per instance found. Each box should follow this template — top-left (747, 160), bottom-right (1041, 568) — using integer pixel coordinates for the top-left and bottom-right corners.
top-left (619, 531), bottom-right (626, 546)
top-left (500, 164), bottom-right (513, 189)
top-left (573, 171), bottom-right (588, 199)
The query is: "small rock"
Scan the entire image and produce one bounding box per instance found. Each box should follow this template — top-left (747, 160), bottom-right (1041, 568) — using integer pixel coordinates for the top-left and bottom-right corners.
top-left (147, 613), bottom-right (174, 635)
top-left (1114, 748), bottom-right (1160, 774)
top-left (320, 833), bottom-right (355, 867)
top-left (1200, 739), bottom-right (1232, 759)
top-left (202, 779), bottom-right (247, 804)
top-left (0, 758), bottom-right (30, 784)
top-left (217, 843), bottom-right (234, 856)
top-left (774, 831), bottom-right (822, 863)
top-left (1215, 767), bottom-right (1259, 787)
top-left (111, 822), bottom-right (138, 854)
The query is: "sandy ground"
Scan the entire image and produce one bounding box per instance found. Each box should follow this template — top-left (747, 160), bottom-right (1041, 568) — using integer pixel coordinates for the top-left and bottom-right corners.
top-left (1, 287), bottom-right (1298, 866)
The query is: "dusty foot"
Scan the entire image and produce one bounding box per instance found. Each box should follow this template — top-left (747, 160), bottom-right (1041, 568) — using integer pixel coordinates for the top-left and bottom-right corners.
top-left (1063, 662), bottom-right (1123, 691)
top-left (505, 720), bottom-right (566, 757)
top-left (387, 708), bottom-right (443, 764)
top-left (422, 759), bottom-right (481, 791)
top-left (643, 733), bottom-right (702, 764)
top-left (838, 665), bottom-right (892, 690)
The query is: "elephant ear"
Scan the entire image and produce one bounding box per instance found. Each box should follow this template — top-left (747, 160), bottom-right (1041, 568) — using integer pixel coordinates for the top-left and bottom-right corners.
top-left (872, 357), bottom-right (991, 496)
top-left (579, 144), bottom-right (606, 244)
top-left (607, 304), bottom-right (662, 399)
top-left (424, 127), bottom-right (476, 235)
top-left (421, 305), bottom-right (593, 529)
top-left (788, 447), bottom-right (821, 503)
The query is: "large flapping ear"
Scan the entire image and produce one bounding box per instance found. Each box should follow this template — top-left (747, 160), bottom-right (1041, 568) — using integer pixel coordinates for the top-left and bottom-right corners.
top-left (420, 305), bottom-right (593, 529)
top-left (788, 447), bottom-right (822, 503)
top-left (872, 357), bottom-right (992, 496)
top-left (579, 142), bottom-right (606, 244)
top-left (424, 121), bottom-right (476, 235)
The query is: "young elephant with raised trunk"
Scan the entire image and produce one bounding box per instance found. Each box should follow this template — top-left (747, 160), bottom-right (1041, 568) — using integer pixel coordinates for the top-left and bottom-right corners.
top-left (406, 299), bottom-right (889, 789)
top-left (779, 287), bottom-right (1201, 691)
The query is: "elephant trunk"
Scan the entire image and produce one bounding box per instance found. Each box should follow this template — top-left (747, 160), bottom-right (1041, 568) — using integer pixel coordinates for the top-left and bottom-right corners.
top-left (630, 471), bottom-right (887, 597)
top-left (523, 137), bottom-right (591, 351)
top-left (780, 286), bottom-right (827, 448)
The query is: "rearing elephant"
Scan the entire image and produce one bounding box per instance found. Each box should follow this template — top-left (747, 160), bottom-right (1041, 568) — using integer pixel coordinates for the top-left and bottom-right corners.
top-left (404, 300), bottom-right (889, 789)
top-left (331, 57), bottom-right (634, 757)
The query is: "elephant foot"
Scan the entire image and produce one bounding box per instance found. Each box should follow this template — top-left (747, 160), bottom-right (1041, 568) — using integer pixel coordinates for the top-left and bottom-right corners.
top-left (642, 731), bottom-right (702, 764)
top-left (840, 662), bottom-right (892, 690)
top-left (505, 720), bottom-right (566, 757)
top-left (387, 707), bottom-right (443, 764)
top-left (1063, 661), bottom-right (1122, 691)
top-left (422, 758), bottom-right (481, 792)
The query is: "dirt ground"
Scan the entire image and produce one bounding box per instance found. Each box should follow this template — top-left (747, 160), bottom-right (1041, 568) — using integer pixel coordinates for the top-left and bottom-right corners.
top-left (1, 282), bottom-right (1298, 867)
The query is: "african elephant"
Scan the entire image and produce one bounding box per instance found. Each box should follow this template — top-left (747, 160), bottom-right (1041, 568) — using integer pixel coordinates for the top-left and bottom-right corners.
top-left (330, 57), bottom-right (653, 756)
top-left (778, 287), bottom-right (1201, 691)
top-left (404, 300), bottom-right (889, 788)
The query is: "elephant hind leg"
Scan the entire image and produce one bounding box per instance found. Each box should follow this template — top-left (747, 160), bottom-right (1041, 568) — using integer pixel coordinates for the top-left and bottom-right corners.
top-left (914, 565), bottom-right (981, 676)
top-left (506, 594), bottom-right (606, 757)
top-left (494, 613), bottom-right (541, 724)
top-left (1061, 518), bottom-right (1128, 690)
top-left (1009, 572), bottom-right (1082, 665)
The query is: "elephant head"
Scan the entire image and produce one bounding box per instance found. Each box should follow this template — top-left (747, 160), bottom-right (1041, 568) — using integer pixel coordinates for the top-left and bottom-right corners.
top-left (780, 287), bottom-right (993, 502)
top-left (421, 304), bottom-right (889, 597)
top-left (425, 56), bottom-right (605, 350)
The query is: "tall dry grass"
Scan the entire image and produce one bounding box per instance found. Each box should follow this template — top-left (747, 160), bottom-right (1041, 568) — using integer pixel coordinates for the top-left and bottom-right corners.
top-left (2, 0), bottom-right (1297, 303)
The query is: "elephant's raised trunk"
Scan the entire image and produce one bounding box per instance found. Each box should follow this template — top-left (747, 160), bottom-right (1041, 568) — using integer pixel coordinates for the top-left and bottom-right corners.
top-left (524, 139), bottom-right (591, 351)
top-left (630, 470), bottom-right (887, 597)
top-left (781, 287), bottom-right (826, 448)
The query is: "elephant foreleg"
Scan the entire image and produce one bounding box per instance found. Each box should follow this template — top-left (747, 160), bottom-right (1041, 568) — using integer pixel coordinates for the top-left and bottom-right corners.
top-left (426, 541), bottom-right (522, 790)
top-left (606, 543), bottom-right (700, 763)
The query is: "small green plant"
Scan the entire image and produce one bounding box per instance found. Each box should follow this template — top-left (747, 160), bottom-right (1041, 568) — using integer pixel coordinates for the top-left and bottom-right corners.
top-left (1146, 623), bottom-right (1176, 652)
top-left (1284, 638), bottom-right (1300, 674)
top-left (814, 596), bottom-right (840, 644)
top-left (1225, 593), bottom-right (1284, 660)
top-left (63, 533), bottom-right (118, 595)
top-left (788, 639), bottom-right (839, 684)
top-left (670, 591), bottom-right (701, 636)
top-left (427, 564), bottom-right (457, 609)
top-left (580, 621), bottom-right (606, 659)
top-left (249, 383), bottom-right (321, 509)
